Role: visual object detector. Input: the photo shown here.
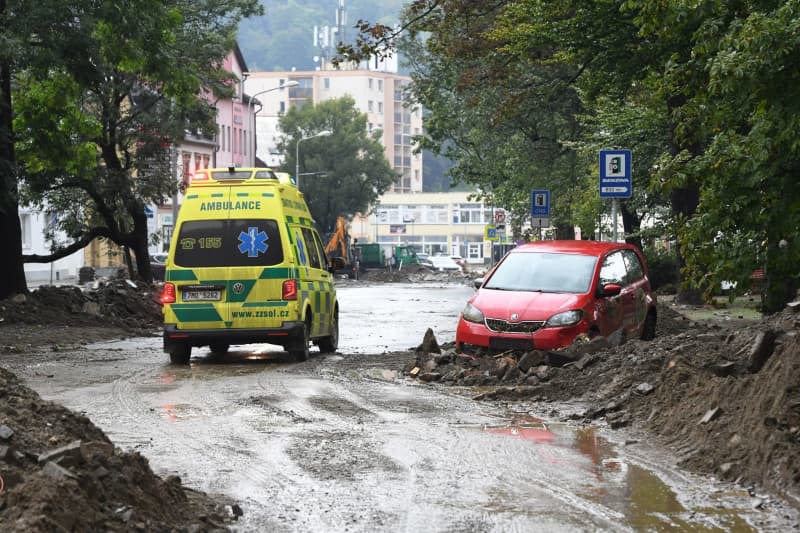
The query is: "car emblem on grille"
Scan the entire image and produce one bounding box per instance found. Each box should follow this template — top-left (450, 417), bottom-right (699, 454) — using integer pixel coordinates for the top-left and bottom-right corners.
top-left (232, 282), bottom-right (244, 295)
top-left (510, 313), bottom-right (519, 322)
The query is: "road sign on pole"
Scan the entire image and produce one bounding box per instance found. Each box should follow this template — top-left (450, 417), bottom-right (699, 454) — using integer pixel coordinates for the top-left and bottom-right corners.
top-left (531, 189), bottom-right (550, 217)
top-left (599, 149), bottom-right (632, 198)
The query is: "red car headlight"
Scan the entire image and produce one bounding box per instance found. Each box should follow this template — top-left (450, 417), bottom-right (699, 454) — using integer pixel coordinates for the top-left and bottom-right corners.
top-left (545, 310), bottom-right (582, 327)
top-left (461, 302), bottom-right (485, 324)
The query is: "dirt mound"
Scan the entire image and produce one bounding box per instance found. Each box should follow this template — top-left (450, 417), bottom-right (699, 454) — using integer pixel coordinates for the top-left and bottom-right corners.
top-left (0, 367), bottom-right (236, 532)
top-left (0, 281), bottom-right (162, 331)
top-left (357, 266), bottom-right (469, 283)
top-left (407, 301), bottom-right (800, 504)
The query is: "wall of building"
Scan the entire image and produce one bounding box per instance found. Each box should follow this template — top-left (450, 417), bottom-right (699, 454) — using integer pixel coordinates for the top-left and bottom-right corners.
top-left (245, 70), bottom-right (423, 192)
top-left (19, 210), bottom-right (84, 283)
top-left (350, 191), bottom-right (499, 264)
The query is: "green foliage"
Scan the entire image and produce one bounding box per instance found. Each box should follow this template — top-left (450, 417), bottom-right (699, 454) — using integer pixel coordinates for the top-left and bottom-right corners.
top-left (642, 246), bottom-right (678, 293)
top-left (276, 97), bottom-right (395, 233)
top-left (11, 0), bottom-right (262, 282)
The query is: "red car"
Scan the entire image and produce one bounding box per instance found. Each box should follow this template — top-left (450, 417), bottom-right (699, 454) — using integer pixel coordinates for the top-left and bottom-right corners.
top-left (456, 240), bottom-right (657, 353)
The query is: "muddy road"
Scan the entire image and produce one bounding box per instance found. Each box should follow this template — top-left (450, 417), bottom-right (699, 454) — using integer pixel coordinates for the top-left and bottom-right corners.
top-left (5, 282), bottom-right (797, 532)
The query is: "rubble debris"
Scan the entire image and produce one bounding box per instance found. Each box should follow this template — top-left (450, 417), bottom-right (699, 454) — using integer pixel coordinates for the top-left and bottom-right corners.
top-left (403, 299), bottom-right (800, 500)
top-left (0, 367), bottom-right (235, 531)
top-left (746, 329), bottom-right (777, 373)
top-left (699, 407), bottom-right (723, 425)
top-left (416, 328), bottom-right (442, 355)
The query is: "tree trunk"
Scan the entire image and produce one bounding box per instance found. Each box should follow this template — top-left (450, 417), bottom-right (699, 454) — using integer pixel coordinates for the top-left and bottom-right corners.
top-left (130, 209), bottom-right (153, 282)
top-left (666, 94), bottom-right (703, 305)
top-left (0, 54), bottom-right (28, 299)
top-left (620, 202), bottom-right (642, 251)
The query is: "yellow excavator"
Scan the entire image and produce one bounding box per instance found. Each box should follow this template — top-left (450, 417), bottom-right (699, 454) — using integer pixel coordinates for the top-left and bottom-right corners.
top-left (324, 216), bottom-right (356, 278)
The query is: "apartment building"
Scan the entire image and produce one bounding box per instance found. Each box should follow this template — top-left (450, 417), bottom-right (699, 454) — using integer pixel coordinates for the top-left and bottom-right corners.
top-left (350, 191), bottom-right (506, 265)
top-left (245, 69), bottom-right (424, 193)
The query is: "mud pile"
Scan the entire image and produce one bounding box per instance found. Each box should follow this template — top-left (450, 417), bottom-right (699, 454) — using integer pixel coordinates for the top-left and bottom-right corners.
top-left (356, 265), bottom-right (468, 283)
top-left (0, 367), bottom-right (236, 532)
top-left (0, 281), bottom-right (162, 331)
top-left (408, 302), bottom-right (800, 503)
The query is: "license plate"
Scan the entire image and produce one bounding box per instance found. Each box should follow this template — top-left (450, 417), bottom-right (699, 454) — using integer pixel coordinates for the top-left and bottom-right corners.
top-left (488, 337), bottom-right (533, 351)
top-left (183, 290), bottom-right (221, 301)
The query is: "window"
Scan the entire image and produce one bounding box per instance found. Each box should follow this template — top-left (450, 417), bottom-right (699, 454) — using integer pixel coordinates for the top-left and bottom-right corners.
top-left (378, 102), bottom-right (383, 114)
top-left (20, 213), bottom-right (31, 249)
top-left (300, 227), bottom-right (323, 269)
top-left (324, 78), bottom-right (330, 89)
top-left (368, 78), bottom-right (373, 89)
top-left (622, 249), bottom-right (645, 283)
top-left (279, 101), bottom-right (285, 113)
top-left (455, 203), bottom-right (490, 224)
top-left (378, 79), bottom-right (383, 92)
top-left (599, 251), bottom-right (627, 286)
top-left (227, 126), bottom-right (231, 151)
top-left (174, 219), bottom-right (284, 267)
top-left (368, 100), bottom-right (374, 112)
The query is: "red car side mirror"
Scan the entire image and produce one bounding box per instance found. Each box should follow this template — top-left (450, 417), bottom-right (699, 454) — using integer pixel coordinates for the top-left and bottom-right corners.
top-left (601, 283), bottom-right (622, 297)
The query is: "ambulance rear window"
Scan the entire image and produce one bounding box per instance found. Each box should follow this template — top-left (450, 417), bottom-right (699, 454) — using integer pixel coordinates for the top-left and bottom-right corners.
top-left (174, 219), bottom-right (284, 267)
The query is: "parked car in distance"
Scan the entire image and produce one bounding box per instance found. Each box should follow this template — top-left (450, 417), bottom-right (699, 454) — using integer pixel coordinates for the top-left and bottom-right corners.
top-left (455, 240), bottom-right (657, 353)
top-left (429, 254), bottom-right (462, 272)
top-left (415, 253), bottom-right (435, 270)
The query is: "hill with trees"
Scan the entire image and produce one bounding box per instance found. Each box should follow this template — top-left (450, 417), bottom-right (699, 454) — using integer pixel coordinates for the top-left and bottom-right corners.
top-left (238, 0), bottom-right (405, 72)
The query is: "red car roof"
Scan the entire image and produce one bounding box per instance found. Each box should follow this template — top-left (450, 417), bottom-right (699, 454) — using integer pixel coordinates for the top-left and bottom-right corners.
top-left (510, 240), bottom-right (636, 256)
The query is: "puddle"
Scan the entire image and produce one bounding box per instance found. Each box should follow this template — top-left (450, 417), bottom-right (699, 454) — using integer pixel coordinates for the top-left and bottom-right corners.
top-left (480, 415), bottom-right (756, 532)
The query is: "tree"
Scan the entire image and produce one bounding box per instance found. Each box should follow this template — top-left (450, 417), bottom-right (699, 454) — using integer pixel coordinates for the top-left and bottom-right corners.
top-left (0, 0), bottom-right (81, 299)
top-left (656, 0), bottom-right (800, 312)
top-left (276, 97), bottom-right (395, 234)
top-left (8, 0), bottom-right (261, 292)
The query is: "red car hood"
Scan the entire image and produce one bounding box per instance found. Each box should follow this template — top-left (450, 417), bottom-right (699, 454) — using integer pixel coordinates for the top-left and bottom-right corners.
top-left (471, 289), bottom-right (586, 321)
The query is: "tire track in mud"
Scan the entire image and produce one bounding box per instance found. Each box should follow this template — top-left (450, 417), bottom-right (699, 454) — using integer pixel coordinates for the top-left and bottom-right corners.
top-left (245, 364), bottom-right (634, 532)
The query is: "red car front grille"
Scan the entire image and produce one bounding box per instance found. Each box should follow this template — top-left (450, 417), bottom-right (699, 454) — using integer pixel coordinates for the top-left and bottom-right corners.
top-left (485, 318), bottom-right (545, 334)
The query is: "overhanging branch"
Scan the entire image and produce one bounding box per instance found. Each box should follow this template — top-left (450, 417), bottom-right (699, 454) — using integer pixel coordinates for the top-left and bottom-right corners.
top-left (23, 226), bottom-right (114, 264)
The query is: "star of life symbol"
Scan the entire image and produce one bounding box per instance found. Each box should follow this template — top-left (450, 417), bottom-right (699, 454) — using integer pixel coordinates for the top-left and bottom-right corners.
top-left (238, 226), bottom-right (268, 257)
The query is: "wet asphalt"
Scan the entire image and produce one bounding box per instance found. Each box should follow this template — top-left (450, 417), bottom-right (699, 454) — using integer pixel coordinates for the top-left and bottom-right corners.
top-left (7, 282), bottom-right (798, 532)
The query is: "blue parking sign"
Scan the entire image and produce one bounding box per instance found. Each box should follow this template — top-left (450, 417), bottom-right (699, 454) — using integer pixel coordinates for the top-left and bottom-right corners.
top-left (599, 149), bottom-right (632, 198)
top-left (531, 189), bottom-right (550, 217)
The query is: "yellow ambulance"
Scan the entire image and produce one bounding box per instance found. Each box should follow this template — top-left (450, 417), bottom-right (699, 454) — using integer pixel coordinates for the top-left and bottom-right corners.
top-left (160, 167), bottom-right (338, 364)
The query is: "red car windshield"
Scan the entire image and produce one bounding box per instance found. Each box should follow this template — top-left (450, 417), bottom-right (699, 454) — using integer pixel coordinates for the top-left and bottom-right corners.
top-left (484, 252), bottom-right (597, 293)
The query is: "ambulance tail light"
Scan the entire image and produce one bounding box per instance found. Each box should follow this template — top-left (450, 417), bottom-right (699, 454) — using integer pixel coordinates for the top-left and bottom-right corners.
top-left (161, 283), bottom-right (177, 304)
top-left (282, 279), bottom-right (298, 300)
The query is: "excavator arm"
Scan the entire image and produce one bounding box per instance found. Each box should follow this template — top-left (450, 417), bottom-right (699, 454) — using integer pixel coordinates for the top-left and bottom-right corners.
top-left (324, 217), bottom-right (351, 270)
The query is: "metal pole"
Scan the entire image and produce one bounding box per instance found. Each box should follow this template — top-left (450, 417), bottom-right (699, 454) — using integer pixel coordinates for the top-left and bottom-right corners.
top-left (295, 138), bottom-right (301, 187)
top-left (612, 198), bottom-right (619, 242)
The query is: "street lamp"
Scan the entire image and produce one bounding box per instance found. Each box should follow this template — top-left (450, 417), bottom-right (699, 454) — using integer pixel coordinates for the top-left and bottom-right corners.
top-left (247, 80), bottom-right (299, 164)
top-left (295, 130), bottom-right (332, 188)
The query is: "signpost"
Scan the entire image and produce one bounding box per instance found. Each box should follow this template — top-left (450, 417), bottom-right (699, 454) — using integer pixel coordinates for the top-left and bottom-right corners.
top-left (599, 149), bottom-right (632, 241)
top-left (530, 189), bottom-right (550, 239)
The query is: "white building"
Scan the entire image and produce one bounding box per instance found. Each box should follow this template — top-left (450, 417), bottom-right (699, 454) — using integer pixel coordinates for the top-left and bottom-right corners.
top-left (19, 210), bottom-right (84, 284)
top-left (351, 191), bottom-right (514, 265)
top-left (245, 69), bottom-right (424, 193)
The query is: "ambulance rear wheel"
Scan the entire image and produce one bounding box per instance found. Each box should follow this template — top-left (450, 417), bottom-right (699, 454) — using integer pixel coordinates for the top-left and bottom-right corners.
top-left (169, 343), bottom-right (191, 365)
top-left (318, 311), bottom-right (338, 353)
top-left (290, 317), bottom-right (311, 362)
